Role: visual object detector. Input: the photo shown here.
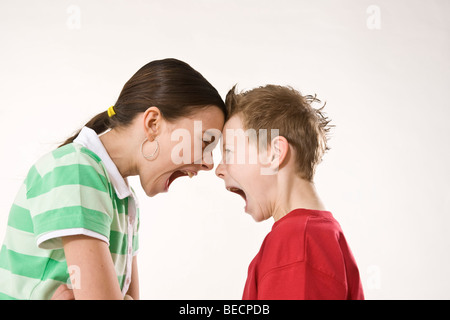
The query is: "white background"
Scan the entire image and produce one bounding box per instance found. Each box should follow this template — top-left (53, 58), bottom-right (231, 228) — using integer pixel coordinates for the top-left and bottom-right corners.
top-left (1, 0), bottom-right (449, 299)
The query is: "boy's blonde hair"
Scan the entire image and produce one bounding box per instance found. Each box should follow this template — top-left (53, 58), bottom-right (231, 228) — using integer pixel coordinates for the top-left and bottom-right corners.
top-left (225, 85), bottom-right (332, 181)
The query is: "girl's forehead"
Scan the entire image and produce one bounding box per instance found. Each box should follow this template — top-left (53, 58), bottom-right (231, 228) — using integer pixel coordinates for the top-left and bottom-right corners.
top-left (174, 108), bottom-right (224, 128)
top-left (187, 106), bottom-right (225, 127)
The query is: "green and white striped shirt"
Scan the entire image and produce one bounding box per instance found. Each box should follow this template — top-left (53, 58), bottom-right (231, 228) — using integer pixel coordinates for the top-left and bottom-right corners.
top-left (0, 127), bottom-right (140, 299)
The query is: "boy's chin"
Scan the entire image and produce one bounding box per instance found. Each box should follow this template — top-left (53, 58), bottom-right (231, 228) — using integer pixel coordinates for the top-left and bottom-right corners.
top-left (247, 209), bottom-right (269, 223)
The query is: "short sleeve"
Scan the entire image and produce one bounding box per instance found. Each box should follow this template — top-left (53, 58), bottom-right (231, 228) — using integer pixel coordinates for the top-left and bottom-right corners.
top-left (258, 262), bottom-right (347, 300)
top-left (26, 147), bottom-right (114, 250)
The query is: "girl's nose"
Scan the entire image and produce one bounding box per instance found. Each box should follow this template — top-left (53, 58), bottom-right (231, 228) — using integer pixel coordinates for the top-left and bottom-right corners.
top-left (201, 160), bottom-right (214, 171)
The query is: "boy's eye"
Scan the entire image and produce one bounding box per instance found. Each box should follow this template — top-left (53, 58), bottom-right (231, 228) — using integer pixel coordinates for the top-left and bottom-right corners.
top-left (223, 149), bottom-right (231, 164)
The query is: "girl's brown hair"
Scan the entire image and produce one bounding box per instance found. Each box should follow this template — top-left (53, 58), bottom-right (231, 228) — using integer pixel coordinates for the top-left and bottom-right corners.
top-left (225, 85), bottom-right (332, 181)
top-left (59, 58), bottom-right (226, 147)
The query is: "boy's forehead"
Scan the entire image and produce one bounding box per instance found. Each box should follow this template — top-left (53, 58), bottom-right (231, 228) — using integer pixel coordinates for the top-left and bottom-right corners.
top-left (224, 114), bottom-right (244, 131)
top-left (222, 114), bottom-right (258, 149)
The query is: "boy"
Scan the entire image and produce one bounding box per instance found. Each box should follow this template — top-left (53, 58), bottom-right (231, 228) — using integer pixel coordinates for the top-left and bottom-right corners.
top-left (215, 85), bottom-right (364, 300)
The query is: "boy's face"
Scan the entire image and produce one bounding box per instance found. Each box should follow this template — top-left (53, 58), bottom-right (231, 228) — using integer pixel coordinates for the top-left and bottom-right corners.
top-left (215, 114), bottom-right (276, 222)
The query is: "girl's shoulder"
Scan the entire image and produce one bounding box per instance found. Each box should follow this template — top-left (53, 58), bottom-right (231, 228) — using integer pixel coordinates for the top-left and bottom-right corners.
top-left (53, 142), bottom-right (102, 165)
top-left (25, 143), bottom-right (109, 192)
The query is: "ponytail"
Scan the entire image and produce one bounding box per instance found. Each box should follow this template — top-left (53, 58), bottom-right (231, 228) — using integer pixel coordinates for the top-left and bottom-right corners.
top-left (58, 110), bottom-right (111, 148)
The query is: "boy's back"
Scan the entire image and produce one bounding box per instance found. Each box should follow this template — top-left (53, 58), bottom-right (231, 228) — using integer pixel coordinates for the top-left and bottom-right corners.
top-left (242, 208), bottom-right (364, 300)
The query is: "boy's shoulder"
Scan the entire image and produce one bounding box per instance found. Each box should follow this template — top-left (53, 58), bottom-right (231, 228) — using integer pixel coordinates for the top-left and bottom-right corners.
top-left (254, 209), bottom-right (359, 291)
top-left (258, 208), bottom-right (342, 269)
top-left (270, 208), bottom-right (340, 242)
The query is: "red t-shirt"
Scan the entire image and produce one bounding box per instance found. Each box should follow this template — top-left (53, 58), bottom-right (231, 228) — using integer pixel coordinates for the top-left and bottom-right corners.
top-left (242, 208), bottom-right (364, 300)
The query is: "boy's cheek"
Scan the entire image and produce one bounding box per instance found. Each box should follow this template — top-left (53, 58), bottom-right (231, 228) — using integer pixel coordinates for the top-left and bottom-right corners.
top-left (229, 164), bottom-right (264, 188)
top-left (226, 164), bottom-right (241, 179)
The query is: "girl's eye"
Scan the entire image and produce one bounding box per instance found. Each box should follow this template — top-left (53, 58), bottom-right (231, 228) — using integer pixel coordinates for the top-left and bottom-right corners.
top-left (203, 141), bottom-right (214, 150)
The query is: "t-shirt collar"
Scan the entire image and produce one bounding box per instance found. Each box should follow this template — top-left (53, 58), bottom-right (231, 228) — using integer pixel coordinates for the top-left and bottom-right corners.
top-left (73, 126), bottom-right (132, 199)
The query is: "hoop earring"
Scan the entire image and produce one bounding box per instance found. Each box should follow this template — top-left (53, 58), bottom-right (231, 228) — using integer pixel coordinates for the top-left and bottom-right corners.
top-left (141, 137), bottom-right (159, 160)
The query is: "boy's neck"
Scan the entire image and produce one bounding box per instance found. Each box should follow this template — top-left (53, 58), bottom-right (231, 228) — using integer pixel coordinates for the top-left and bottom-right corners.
top-left (272, 174), bottom-right (326, 222)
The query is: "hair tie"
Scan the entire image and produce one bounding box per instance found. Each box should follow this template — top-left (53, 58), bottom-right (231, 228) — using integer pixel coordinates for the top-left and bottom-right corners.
top-left (107, 106), bottom-right (116, 117)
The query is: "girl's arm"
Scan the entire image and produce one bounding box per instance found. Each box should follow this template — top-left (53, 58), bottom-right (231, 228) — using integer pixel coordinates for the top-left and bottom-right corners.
top-left (62, 235), bottom-right (123, 300)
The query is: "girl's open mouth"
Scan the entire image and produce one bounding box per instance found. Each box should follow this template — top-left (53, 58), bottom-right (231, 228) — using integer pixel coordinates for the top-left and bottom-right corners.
top-left (165, 170), bottom-right (197, 191)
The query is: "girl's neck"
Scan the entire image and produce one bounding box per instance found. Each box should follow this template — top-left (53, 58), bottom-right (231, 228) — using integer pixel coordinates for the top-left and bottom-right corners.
top-left (99, 127), bottom-right (139, 178)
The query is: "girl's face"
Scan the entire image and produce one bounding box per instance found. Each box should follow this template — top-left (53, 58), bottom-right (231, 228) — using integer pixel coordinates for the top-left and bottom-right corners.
top-left (215, 115), bottom-right (277, 222)
top-left (139, 106), bottom-right (224, 197)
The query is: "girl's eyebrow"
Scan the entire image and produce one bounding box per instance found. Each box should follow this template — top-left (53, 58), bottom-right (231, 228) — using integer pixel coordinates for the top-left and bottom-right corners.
top-left (202, 130), bottom-right (223, 141)
top-left (202, 130), bottom-right (213, 139)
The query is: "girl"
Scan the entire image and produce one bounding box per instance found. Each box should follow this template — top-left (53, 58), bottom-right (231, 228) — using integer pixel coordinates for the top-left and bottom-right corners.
top-left (0, 58), bottom-right (226, 300)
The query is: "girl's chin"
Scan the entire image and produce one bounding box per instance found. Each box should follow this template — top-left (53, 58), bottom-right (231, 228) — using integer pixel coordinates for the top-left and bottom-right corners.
top-left (140, 172), bottom-right (172, 196)
top-left (143, 187), bottom-right (158, 197)
top-left (140, 180), bottom-right (161, 197)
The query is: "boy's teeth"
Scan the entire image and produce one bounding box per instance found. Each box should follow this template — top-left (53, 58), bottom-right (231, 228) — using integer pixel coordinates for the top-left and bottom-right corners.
top-left (187, 171), bottom-right (194, 178)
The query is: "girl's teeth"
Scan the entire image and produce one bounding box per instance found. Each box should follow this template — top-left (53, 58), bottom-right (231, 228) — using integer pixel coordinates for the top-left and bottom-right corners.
top-left (182, 170), bottom-right (194, 178)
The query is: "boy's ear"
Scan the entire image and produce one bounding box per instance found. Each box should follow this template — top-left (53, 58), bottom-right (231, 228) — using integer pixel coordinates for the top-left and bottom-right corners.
top-left (264, 136), bottom-right (289, 175)
top-left (271, 135), bottom-right (289, 165)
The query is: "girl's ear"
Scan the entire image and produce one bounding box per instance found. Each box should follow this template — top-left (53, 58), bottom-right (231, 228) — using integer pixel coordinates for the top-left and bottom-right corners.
top-left (143, 106), bottom-right (162, 140)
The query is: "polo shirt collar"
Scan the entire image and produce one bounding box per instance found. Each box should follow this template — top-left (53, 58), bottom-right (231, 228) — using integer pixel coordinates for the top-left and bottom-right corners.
top-left (73, 126), bottom-right (132, 199)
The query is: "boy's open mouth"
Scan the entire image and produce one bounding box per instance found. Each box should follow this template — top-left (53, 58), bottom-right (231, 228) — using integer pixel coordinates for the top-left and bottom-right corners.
top-left (226, 186), bottom-right (247, 201)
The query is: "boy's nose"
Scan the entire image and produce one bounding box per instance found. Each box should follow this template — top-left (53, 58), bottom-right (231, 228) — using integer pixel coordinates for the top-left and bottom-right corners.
top-left (215, 163), bottom-right (225, 178)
